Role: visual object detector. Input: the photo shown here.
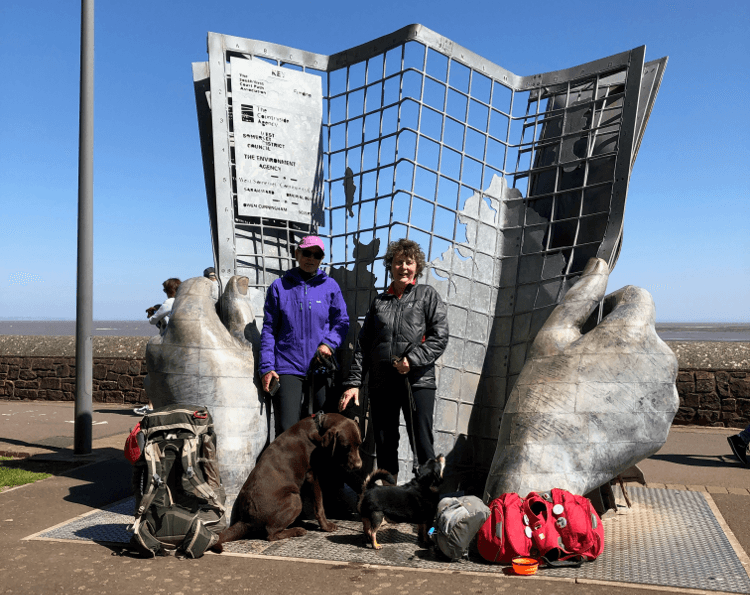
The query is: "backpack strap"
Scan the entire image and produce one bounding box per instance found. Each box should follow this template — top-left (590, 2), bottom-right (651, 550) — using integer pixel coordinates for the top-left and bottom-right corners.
top-left (128, 441), bottom-right (167, 557)
top-left (140, 407), bottom-right (212, 440)
top-left (199, 433), bottom-right (222, 490)
top-left (181, 436), bottom-right (225, 514)
top-left (133, 441), bottom-right (165, 521)
top-left (542, 555), bottom-right (586, 568)
top-left (129, 525), bottom-right (163, 558)
top-left (179, 516), bottom-right (220, 559)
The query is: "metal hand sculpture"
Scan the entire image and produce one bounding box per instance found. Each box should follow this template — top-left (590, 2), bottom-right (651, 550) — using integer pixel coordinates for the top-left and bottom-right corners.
top-left (484, 258), bottom-right (679, 501)
top-left (145, 276), bottom-right (267, 506)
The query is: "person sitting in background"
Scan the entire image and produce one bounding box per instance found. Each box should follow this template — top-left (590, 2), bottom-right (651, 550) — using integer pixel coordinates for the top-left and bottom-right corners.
top-left (139, 278), bottom-right (181, 415)
top-left (148, 278), bottom-right (181, 335)
top-left (204, 267), bottom-right (220, 301)
top-left (728, 426), bottom-right (750, 467)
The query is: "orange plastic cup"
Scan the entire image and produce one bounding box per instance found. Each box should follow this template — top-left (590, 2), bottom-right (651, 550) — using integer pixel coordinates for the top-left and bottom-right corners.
top-left (512, 557), bottom-right (539, 575)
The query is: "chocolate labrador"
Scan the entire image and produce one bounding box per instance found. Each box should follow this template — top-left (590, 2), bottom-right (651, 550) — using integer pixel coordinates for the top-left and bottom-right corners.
top-left (213, 412), bottom-right (362, 548)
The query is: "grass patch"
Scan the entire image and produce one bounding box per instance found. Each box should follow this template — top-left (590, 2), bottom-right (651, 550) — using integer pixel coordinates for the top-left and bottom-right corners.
top-left (0, 456), bottom-right (51, 489)
top-left (0, 456), bottom-right (84, 491)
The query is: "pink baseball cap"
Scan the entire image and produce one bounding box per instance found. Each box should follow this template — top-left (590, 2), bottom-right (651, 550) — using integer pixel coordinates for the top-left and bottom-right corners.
top-left (298, 235), bottom-right (325, 254)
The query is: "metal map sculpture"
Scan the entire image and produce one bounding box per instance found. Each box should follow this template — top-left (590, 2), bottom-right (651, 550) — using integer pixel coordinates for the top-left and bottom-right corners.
top-left (147, 25), bottom-right (677, 504)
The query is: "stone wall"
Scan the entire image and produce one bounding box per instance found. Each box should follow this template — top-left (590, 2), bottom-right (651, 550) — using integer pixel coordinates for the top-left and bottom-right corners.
top-left (669, 341), bottom-right (750, 428)
top-left (0, 356), bottom-right (148, 404)
top-left (675, 370), bottom-right (749, 427)
top-left (0, 336), bottom-right (149, 406)
top-left (1, 336), bottom-right (749, 427)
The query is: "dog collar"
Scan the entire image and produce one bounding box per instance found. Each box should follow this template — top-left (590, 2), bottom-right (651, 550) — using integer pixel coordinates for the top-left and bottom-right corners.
top-left (311, 411), bottom-right (326, 434)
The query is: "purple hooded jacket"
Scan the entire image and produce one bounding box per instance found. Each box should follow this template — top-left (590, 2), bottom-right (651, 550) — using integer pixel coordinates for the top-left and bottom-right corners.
top-left (259, 267), bottom-right (349, 377)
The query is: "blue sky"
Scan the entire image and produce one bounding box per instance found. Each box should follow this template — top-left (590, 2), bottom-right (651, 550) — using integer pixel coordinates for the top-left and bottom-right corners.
top-left (1, 0), bottom-right (748, 322)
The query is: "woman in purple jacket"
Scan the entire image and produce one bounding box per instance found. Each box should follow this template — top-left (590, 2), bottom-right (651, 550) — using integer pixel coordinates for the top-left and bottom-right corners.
top-left (259, 236), bottom-right (349, 434)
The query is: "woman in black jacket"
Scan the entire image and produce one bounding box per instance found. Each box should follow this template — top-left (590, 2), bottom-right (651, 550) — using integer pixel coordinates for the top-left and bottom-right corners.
top-left (339, 239), bottom-right (449, 480)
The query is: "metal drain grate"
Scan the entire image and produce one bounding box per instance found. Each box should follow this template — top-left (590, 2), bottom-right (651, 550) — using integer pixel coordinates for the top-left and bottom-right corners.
top-left (541, 487), bottom-right (750, 593)
top-left (35, 497), bottom-right (134, 545)
top-left (31, 487), bottom-right (750, 593)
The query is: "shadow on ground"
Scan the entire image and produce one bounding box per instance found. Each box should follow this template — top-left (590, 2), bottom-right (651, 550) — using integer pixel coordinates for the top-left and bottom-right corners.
top-left (0, 451), bottom-right (88, 479)
top-left (649, 453), bottom-right (742, 469)
top-left (1, 444), bottom-right (133, 509)
top-left (95, 407), bottom-right (143, 417)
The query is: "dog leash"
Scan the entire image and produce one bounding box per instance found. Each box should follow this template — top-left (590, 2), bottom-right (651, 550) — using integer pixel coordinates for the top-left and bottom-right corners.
top-left (306, 350), bottom-right (338, 416)
top-left (403, 375), bottom-right (420, 477)
top-left (397, 343), bottom-right (421, 477)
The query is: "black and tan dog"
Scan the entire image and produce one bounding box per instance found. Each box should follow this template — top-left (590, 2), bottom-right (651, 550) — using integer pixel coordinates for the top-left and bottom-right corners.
top-left (213, 412), bottom-right (362, 549)
top-left (358, 455), bottom-right (445, 549)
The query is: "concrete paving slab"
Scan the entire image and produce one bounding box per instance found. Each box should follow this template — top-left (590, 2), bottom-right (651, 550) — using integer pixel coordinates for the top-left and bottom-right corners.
top-left (0, 400), bottom-right (138, 459)
top-left (25, 487), bottom-right (750, 594)
top-left (708, 486), bottom-right (730, 494)
top-left (638, 426), bottom-right (750, 490)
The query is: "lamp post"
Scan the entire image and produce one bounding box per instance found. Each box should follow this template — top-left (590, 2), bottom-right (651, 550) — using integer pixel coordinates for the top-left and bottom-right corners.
top-left (74, 0), bottom-right (94, 455)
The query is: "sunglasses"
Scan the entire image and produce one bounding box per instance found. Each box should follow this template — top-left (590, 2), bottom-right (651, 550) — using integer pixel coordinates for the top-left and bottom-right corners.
top-left (301, 249), bottom-right (324, 259)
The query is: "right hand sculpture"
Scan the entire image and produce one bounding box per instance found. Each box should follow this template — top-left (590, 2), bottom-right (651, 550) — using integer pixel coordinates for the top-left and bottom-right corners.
top-left (484, 258), bottom-right (679, 501)
top-left (145, 276), bottom-right (267, 505)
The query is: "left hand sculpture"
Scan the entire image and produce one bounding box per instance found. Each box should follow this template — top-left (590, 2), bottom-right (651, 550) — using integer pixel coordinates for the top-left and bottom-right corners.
top-left (484, 258), bottom-right (679, 501)
top-left (145, 276), bottom-right (267, 505)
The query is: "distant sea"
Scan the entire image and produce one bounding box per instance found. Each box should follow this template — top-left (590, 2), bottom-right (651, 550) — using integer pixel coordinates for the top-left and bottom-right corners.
top-left (651, 323), bottom-right (750, 342)
top-left (0, 320), bottom-right (159, 337)
top-left (1, 320), bottom-right (749, 341)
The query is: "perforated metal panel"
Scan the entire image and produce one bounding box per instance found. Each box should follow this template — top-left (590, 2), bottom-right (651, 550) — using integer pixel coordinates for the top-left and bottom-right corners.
top-left (193, 25), bottom-right (667, 484)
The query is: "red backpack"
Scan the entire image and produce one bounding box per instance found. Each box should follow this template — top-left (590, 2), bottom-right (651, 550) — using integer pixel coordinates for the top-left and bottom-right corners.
top-left (477, 488), bottom-right (604, 567)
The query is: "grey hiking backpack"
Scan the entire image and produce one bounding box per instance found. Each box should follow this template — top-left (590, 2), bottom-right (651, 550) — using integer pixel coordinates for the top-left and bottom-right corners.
top-left (433, 495), bottom-right (490, 561)
top-left (129, 404), bottom-right (227, 558)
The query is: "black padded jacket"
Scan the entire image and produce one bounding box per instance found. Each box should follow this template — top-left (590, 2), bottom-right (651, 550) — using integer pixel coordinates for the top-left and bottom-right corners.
top-left (345, 283), bottom-right (449, 390)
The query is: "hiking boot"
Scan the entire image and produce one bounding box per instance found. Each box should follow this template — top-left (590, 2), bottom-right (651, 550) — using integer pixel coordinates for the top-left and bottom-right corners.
top-left (727, 435), bottom-right (749, 467)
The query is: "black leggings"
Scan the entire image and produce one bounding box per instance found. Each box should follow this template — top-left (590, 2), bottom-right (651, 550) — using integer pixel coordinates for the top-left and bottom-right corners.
top-left (273, 373), bottom-right (329, 436)
top-left (369, 378), bottom-right (436, 476)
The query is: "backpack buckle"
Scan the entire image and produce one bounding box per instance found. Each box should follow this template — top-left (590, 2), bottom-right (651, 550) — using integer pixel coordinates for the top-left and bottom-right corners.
top-left (193, 411), bottom-right (208, 419)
